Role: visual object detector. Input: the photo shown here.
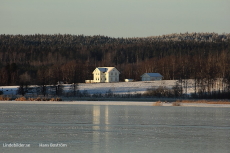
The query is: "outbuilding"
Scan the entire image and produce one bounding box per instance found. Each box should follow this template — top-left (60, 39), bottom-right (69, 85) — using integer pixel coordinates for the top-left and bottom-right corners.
top-left (141, 73), bottom-right (163, 81)
top-left (125, 79), bottom-right (134, 82)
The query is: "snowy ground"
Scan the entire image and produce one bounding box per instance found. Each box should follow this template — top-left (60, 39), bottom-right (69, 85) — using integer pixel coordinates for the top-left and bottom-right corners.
top-left (0, 86), bottom-right (18, 96)
top-left (0, 80), bottom-right (195, 96)
top-left (66, 80), bottom-right (180, 95)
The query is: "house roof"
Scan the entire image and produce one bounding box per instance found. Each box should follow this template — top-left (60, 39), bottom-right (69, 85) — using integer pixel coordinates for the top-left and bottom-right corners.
top-left (97, 68), bottom-right (107, 73)
top-left (141, 73), bottom-right (163, 77)
top-left (94, 67), bottom-right (120, 73)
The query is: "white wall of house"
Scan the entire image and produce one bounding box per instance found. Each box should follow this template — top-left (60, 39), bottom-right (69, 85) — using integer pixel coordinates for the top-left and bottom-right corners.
top-left (105, 69), bottom-right (119, 82)
top-left (151, 77), bottom-right (162, 81)
top-left (93, 69), bottom-right (105, 83)
top-left (142, 76), bottom-right (150, 81)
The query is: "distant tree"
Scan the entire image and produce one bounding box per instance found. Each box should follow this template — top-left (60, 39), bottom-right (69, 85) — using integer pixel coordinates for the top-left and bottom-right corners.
top-left (17, 83), bottom-right (28, 96)
top-left (55, 84), bottom-right (64, 96)
top-left (172, 81), bottom-right (183, 98)
top-left (105, 89), bottom-right (113, 97)
top-left (37, 68), bottom-right (48, 96)
top-left (82, 90), bottom-right (90, 97)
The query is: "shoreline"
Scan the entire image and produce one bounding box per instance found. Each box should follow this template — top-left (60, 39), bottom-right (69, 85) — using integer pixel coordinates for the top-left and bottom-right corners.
top-left (1, 101), bottom-right (230, 107)
top-left (0, 101), bottom-right (153, 106)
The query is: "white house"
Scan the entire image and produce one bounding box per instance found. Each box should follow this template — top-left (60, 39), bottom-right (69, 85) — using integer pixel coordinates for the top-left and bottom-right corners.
top-left (92, 67), bottom-right (120, 83)
top-left (141, 73), bottom-right (163, 81)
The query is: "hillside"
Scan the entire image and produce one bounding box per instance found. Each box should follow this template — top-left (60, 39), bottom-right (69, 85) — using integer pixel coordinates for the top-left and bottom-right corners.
top-left (0, 32), bottom-right (230, 99)
top-left (0, 32), bottom-right (230, 86)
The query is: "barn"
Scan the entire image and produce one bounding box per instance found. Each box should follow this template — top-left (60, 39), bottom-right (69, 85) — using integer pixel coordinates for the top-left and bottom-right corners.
top-left (141, 73), bottom-right (163, 81)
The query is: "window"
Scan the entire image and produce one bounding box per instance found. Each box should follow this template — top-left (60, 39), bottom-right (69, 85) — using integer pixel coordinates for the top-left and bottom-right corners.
top-left (111, 72), bottom-right (113, 75)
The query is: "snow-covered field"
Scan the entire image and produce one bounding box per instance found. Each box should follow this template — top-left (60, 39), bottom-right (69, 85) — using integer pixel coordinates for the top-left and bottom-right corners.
top-left (0, 80), bottom-right (195, 96)
top-left (0, 86), bottom-right (19, 96)
top-left (69, 80), bottom-right (180, 95)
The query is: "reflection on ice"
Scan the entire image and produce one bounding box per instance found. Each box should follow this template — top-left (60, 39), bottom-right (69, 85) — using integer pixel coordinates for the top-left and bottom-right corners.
top-left (0, 104), bottom-right (230, 153)
top-left (93, 106), bottom-right (100, 152)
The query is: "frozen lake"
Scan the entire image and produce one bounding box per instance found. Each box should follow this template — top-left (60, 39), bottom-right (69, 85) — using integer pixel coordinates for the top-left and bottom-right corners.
top-left (1, 103), bottom-right (230, 153)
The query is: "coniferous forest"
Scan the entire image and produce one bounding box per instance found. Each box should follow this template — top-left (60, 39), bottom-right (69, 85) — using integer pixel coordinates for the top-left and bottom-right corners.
top-left (0, 32), bottom-right (230, 98)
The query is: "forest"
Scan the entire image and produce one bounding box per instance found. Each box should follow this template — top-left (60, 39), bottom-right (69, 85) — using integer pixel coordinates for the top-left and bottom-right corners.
top-left (0, 32), bottom-right (230, 98)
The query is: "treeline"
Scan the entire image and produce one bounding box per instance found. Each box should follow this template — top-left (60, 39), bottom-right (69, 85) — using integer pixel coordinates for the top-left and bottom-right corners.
top-left (0, 33), bottom-right (230, 97)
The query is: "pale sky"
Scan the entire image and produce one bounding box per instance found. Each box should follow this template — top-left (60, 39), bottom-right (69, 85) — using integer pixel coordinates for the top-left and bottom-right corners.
top-left (1, 0), bottom-right (230, 37)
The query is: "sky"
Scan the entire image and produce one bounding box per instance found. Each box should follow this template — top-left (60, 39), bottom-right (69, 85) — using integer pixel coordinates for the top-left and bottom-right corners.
top-left (1, 0), bottom-right (230, 38)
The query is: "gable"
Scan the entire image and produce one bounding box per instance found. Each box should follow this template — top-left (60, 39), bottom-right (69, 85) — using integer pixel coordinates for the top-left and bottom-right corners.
top-left (93, 68), bottom-right (100, 74)
top-left (140, 73), bottom-right (149, 78)
top-left (107, 67), bottom-right (120, 74)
